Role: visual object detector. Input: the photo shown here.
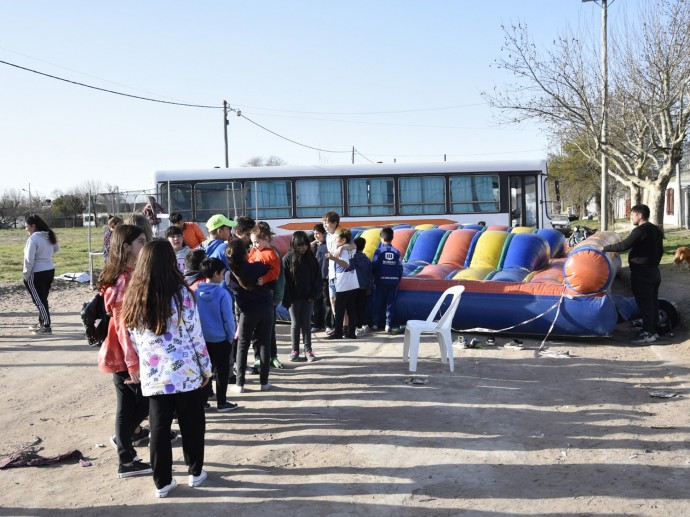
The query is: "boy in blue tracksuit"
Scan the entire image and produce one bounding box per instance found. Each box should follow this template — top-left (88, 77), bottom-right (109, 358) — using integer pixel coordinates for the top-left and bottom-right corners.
top-left (195, 257), bottom-right (239, 413)
top-left (351, 237), bottom-right (373, 336)
top-left (371, 227), bottom-right (403, 332)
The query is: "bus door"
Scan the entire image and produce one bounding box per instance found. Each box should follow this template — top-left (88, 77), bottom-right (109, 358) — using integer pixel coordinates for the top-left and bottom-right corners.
top-left (509, 175), bottom-right (538, 227)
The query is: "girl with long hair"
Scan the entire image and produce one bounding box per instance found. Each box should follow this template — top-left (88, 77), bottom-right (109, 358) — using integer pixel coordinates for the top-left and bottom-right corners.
top-left (23, 214), bottom-right (59, 334)
top-left (282, 231), bottom-right (321, 362)
top-left (96, 224), bottom-right (154, 479)
top-left (123, 240), bottom-right (212, 498)
top-left (225, 239), bottom-right (274, 392)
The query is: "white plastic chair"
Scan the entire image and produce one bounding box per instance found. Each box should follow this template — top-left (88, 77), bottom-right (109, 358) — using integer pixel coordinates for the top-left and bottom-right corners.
top-left (402, 285), bottom-right (465, 372)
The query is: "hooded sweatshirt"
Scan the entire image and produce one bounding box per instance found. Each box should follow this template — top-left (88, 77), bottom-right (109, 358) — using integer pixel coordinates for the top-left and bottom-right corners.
top-left (205, 238), bottom-right (228, 268)
top-left (196, 281), bottom-right (236, 343)
top-left (23, 231), bottom-right (60, 281)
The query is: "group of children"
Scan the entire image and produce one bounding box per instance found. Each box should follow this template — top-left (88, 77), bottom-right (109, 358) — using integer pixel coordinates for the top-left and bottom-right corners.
top-left (95, 208), bottom-right (404, 498)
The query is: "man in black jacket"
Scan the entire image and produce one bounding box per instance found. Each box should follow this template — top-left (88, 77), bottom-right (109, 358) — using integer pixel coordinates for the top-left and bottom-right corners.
top-left (602, 204), bottom-right (664, 344)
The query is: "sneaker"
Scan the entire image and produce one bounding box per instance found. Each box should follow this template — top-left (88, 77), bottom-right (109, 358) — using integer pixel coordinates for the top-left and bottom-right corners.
top-left (289, 348), bottom-right (300, 362)
top-left (310, 326), bottom-right (324, 333)
top-left (169, 430), bottom-right (179, 444)
top-left (28, 322), bottom-right (42, 331)
top-left (230, 385), bottom-right (244, 394)
top-left (305, 349), bottom-right (317, 362)
top-left (109, 435), bottom-right (141, 461)
top-left (131, 427), bottom-right (150, 446)
top-left (271, 356), bottom-right (284, 369)
top-left (155, 478), bottom-right (177, 498)
top-left (389, 326), bottom-right (405, 335)
top-left (630, 331), bottom-right (658, 344)
top-left (217, 401), bottom-right (239, 413)
top-left (31, 326), bottom-right (52, 335)
top-left (260, 383), bottom-right (273, 391)
top-left (355, 326), bottom-right (369, 337)
top-left (325, 327), bottom-right (335, 336)
top-left (118, 460), bottom-right (153, 479)
top-left (189, 469), bottom-right (208, 487)
top-left (253, 358), bottom-right (261, 369)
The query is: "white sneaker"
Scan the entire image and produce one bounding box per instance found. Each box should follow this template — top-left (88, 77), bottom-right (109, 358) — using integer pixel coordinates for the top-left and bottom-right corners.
top-left (156, 478), bottom-right (177, 498)
top-left (230, 385), bottom-right (244, 393)
top-left (189, 469), bottom-right (208, 487)
top-left (355, 326), bottom-right (369, 337)
top-left (260, 383), bottom-right (273, 391)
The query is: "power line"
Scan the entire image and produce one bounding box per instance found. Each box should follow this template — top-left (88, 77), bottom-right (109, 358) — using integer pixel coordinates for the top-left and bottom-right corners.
top-left (0, 59), bottom-right (220, 108)
top-left (234, 102), bottom-right (486, 115)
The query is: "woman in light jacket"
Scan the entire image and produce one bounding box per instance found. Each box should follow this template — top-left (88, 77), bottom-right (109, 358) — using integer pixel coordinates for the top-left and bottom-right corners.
top-left (23, 214), bottom-right (59, 334)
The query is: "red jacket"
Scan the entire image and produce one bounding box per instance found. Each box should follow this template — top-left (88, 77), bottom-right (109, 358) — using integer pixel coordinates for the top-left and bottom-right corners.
top-left (97, 270), bottom-right (140, 375)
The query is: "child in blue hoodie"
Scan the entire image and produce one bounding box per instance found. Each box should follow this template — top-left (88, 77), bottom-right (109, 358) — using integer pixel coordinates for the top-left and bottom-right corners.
top-left (195, 258), bottom-right (239, 412)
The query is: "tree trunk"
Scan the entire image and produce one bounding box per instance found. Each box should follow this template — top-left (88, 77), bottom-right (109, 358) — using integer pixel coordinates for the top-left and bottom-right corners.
top-left (644, 183), bottom-right (665, 226)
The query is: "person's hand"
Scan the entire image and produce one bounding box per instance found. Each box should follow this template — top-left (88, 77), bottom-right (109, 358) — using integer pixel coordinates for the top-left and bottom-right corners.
top-left (125, 371), bottom-right (140, 384)
top-left (325, 253), bottom-right (332, 260)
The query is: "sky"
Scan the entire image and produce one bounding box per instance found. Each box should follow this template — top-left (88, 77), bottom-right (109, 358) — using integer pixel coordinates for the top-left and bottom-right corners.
top-left (0, 0), bottom-right (640, 200)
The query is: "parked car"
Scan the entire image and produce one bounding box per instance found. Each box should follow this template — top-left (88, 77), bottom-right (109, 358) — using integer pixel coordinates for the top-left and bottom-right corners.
top-left (550, 214), bottom-right (571, 236)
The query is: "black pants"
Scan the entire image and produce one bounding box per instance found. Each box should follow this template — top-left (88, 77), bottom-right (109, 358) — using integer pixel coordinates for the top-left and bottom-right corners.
top-left (24, 269), bottom-right (54, 328)
top-left (149, 386), bottom-right (206, 489)
top-left (237, 305), bottom-right (273, 386)
top-left (252, 305), bottom-right (278, 360)
top-left (322, 279), bottom-right (334, 328)
top-left (206, 340), bottom-right (231, 405)
top-left (333, 289), bottom-right (357, 338)
top-left (312, 284), bottom-right (325, 328)
top-left (112, 371), bottom-right (149, 465)
top-left (631, 265), bottom-right (660, 334)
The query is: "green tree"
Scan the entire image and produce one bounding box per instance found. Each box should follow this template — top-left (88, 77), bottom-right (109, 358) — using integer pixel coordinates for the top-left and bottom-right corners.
top-left (51, 194), bottom-right (86, 227)
top-left (548, 140), bottom-right (599, 218)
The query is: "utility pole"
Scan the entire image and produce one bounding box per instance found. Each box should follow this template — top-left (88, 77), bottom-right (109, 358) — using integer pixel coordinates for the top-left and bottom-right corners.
top-left (352, 146), bottom-right (355, 164)
top-left (223, 100), bottom-right (230, 168)
top-left (583, 0), bottom-right (609, 231)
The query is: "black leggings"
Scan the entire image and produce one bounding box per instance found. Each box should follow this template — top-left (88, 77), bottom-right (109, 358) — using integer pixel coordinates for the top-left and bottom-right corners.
top-left (24, 269), bottom-right (54, 328)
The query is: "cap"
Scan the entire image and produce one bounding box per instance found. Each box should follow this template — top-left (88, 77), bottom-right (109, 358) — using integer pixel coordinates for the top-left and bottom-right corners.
top-left (206, 214), bottom-right (236, 231)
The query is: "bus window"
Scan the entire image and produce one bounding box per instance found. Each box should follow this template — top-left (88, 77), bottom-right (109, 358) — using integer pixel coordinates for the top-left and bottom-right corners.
top-left (295, 178), bottom-right (343, 217)
top-left (245, 180), bottom-right (292, 219)
top-left (399, 176), bottom-right (445, 215)
top-left (348, 177), bottom-right (394, 216)
top-left (160, 182), bottom-right (193, 221)
top-left (195, 182), bottom-right (244, 222)
top-left (524, 176), bottom-right (537, 227)
top-left (449, 175), bottom-right (499, 213)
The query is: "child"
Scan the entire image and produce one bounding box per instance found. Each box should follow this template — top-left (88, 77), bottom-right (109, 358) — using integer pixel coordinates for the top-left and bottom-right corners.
top-left (321, 211), bottom-right (355, 335)
top-left (282, 231), bottom-right (321, 362)
top-left (169, 212), bottom-right (206, 250)
top-left (205, 214), bottom-right (236, 268)
top-left (165, 225), bottom-right (190, 273)
top-left (103, 215), bottom-right (123, 263)
top-left (196, 258), bottom-right (239, 412)
top-left (248, 222), bottom-right (284, 369)
top-left (325, 227), bottom-right (359, 340)
top-left (225, 239), bottom-right (274, 392)
top-left (310, 223), bottom-right (328, 332)
top-left (96, 224), bottom-right (153, 479)
top-left (123, 240), bottom-right (213, 498)
top-left (371, 227), bottom-right (403, 332)
top-left (184, 248), bottom-right (208, 290)
top-left (351, 236), bottom-right (373, 337)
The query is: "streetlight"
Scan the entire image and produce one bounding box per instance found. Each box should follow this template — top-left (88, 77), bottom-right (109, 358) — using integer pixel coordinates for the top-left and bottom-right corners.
top-left (583, 0), bottom-right (609, 231)
top-left (21, 183), bottom-right (32, 210)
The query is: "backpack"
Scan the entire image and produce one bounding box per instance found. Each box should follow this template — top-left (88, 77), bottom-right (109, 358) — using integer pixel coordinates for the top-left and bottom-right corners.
top-left (80, 293), bottom-right (112, 347)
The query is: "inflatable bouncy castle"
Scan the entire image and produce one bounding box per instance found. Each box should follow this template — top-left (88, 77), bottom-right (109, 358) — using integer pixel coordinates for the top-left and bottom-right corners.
top-left (271, 225), bottom-right (630, 338)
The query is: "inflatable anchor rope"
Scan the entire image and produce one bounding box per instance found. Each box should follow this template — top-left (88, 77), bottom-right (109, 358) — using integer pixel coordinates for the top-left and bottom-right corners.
top-left (453, 286), bottom-right (569, 353)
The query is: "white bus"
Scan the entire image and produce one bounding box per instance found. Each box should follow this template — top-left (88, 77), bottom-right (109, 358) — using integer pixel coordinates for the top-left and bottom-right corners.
top-left (154, 160), bottom-right (557, 233)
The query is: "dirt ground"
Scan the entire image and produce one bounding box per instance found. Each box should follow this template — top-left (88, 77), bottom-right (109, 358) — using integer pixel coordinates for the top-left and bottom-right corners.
top-left (1, 269), bottom-right (689, 517)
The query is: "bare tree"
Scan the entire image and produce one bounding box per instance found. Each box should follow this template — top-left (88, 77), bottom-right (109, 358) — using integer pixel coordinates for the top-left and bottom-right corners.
top-left (0, 189), bottom-right (26, 228)
top-left (484, 0), bottom-right (690, 226)
top-left (243, 156), bottom-right (286, 167)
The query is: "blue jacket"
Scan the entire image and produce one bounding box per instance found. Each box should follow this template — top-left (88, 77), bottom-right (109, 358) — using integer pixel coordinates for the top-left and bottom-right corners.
top-left (196, 281), bottom-right (236, 343)
top-left (372, 244), bottom-right (402, 286)
top-left (205, 239), bottom-right (228, 268)
top-left (314, 241), bottom-right (328, 279)
top-left (351, 251), bottom-right (373, 290)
